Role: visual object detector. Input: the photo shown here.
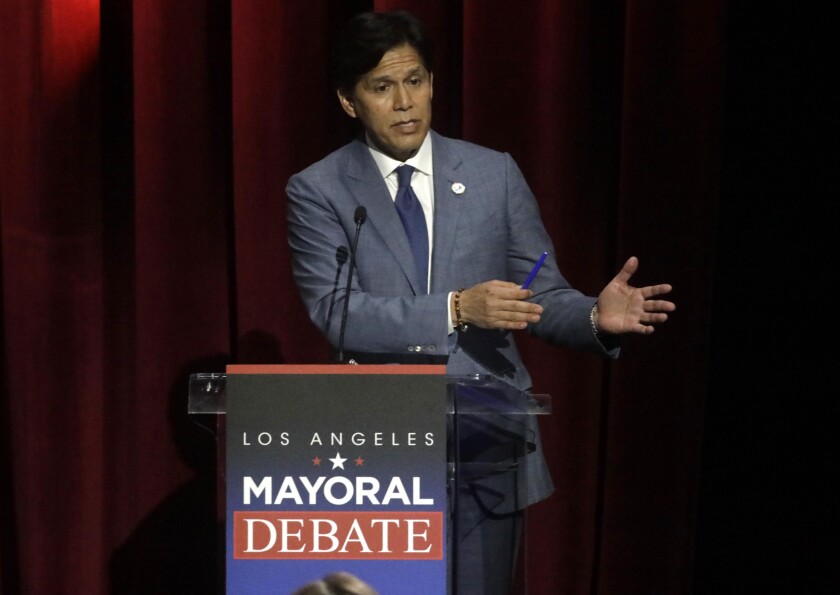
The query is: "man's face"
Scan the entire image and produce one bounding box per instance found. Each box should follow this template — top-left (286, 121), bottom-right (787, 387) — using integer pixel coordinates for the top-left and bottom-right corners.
top-left (338, 44), bottom-right (433, 162)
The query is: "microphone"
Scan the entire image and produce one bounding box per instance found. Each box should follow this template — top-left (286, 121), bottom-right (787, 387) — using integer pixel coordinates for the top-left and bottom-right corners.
top-left (337, 206), bottom-right (367, 363)
top-left (324, 246), bottom-right (349, 338)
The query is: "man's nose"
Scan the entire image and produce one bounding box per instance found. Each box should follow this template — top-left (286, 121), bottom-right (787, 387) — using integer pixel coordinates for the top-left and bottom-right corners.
top-left (393, 84), bottom-right (412, 110)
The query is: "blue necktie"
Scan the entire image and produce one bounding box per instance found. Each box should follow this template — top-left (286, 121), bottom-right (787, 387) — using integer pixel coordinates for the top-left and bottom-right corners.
top-left (394, 165), bottom-right (429, 294)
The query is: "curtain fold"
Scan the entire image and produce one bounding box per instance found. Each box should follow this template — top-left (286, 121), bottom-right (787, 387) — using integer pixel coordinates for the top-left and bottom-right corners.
top-left (0, 1), bottom-right (724, 593)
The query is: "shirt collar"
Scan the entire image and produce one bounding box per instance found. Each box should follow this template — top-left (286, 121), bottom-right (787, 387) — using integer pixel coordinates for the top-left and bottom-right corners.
top-left (366, 132), bottom-right (433, 179)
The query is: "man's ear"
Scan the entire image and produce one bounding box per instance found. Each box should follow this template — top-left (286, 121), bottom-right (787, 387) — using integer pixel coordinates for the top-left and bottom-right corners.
top-left (429, 72), bottom-right (434, 101)
top-left (337, 90), bottom-right (357, 118)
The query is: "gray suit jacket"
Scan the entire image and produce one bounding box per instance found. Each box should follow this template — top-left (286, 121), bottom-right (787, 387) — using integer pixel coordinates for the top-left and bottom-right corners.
top-left (287, 130), bottom-right (618, 507)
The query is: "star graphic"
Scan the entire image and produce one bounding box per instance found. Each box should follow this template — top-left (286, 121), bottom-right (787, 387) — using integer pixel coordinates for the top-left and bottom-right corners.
top-left (355, 456), bottom-right (365, 466)
top-left (329, 452), bottom-right (347, 470)
top-left (312, 456), bottom-right (321, 466)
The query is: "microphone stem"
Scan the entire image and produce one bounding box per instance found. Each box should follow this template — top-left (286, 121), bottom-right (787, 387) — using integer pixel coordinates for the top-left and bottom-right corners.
top-left (337, 219), bottom-right (362, 363)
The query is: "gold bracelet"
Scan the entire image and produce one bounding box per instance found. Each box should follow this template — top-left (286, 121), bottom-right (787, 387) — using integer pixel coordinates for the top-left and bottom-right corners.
top-left (454, 288), bottom-right (468, 332)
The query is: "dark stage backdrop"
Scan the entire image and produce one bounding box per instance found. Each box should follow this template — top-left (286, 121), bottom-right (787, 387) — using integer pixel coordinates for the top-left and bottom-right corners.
top-left (0, 1), bottom-right (725, 593)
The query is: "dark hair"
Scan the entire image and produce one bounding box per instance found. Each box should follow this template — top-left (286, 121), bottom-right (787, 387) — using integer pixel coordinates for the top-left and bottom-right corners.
top-left (331, 10), bottom-right (434, 95)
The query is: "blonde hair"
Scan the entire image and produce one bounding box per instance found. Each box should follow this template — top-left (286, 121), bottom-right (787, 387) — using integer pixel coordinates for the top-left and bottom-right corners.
top-left (291, 571), bottom-right (378, 595)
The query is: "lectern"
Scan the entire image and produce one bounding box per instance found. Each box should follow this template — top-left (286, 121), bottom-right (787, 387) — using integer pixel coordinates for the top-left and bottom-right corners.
top-left (188, 365), bottom-right (550, 594)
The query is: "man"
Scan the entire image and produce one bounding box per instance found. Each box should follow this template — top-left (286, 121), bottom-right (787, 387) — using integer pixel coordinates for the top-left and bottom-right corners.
top-left (286, 10), bottom-right (674, 594)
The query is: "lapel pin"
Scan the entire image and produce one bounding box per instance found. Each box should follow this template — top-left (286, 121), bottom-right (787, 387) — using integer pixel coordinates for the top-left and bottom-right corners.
top-left (451, 182), bottom-right (465, 195)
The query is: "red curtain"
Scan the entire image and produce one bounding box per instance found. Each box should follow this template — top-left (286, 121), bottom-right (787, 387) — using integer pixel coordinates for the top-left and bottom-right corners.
top-left (0, 1), bottom-right (724, 593)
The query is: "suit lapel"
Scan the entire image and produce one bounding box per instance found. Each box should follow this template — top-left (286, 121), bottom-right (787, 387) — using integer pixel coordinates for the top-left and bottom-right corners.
top-left (344, 139), bottom-right (421, 293)
top-left (430, 132), bottom-right (465, 292)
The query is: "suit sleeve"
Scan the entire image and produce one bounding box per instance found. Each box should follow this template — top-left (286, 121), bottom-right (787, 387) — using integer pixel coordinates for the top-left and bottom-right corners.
top-left (286, 170), bottom-right (451, 356)
top-left (501, 153), bottom-right (619, 357)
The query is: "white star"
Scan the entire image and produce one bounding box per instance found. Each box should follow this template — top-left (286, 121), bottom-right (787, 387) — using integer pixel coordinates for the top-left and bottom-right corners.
top-left (329, 452), bottom-right (347, 470)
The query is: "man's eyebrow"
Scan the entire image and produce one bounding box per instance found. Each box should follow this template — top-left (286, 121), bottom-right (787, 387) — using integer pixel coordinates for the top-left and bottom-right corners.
top-left (366, 67), bottom-right (427, 85)
top-left (366, 74), bottom-right (396, 84)
top-left (404, 67), bottom-right (426, 78)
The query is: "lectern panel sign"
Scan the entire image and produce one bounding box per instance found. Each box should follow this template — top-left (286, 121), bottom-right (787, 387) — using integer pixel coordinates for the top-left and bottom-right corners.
top-left (226, 365), bottom-right (448, 594)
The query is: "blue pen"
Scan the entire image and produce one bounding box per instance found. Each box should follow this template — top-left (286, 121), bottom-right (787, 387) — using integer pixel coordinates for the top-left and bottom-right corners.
top-left (522, 251), bottom-right (548, 289)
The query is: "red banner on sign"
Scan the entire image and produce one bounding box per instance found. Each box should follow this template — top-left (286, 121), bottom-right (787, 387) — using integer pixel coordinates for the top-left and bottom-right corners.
top-left (233, 511), bottom-right (444, 560)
